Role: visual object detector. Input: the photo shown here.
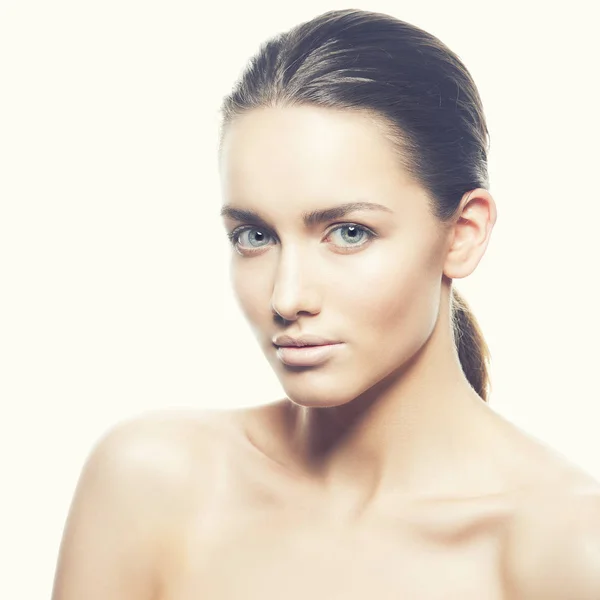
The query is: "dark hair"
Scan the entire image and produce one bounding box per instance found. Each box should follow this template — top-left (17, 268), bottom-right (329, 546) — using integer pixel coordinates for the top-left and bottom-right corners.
top-left (218, 8), bottom-right (492, 401)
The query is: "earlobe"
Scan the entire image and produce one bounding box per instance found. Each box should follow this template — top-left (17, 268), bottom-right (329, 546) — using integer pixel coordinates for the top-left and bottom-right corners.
top-left (443, 188), bottom-right (497, 280)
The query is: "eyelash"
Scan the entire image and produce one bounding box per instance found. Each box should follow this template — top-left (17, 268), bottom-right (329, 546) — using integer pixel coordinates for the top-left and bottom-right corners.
top-left (226, 223), bottom-right (377, 254)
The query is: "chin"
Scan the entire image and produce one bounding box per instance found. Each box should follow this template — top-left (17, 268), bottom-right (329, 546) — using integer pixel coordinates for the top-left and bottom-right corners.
top-left (289, 397), bottom-right (350, 410)
top-left (281, 385), bottom-right (354, 409)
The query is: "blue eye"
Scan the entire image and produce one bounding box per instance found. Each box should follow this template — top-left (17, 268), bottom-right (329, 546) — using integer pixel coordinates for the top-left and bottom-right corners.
top-left (227, 223), bottom-right (376, 254)
top-left (328, 224), bottom-right (372, 246)
top-left (227, 227), bottom-right (272, 249)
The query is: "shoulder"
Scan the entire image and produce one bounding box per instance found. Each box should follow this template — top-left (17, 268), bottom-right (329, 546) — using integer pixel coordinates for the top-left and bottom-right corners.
top-left (86, 408), bottom-right (234, 509)
top-left (67, 408), bottom-right (233, 536)
top-left (87, 402), bottom-right (280, 497)
top-left (53, 408), bottom-right (235, 599)
top-left (71, 407), bottom-right (244, 548)
top-left (504, 482), bottom-right (600, 599)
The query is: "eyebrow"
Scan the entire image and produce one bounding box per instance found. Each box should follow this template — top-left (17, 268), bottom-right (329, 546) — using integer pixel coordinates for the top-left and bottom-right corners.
top-left (220, 201), bottom-right (393, 228)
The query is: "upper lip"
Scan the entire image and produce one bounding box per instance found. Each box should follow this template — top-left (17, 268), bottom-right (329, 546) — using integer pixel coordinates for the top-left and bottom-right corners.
top-left (273, 334), bottom-right (340, 347)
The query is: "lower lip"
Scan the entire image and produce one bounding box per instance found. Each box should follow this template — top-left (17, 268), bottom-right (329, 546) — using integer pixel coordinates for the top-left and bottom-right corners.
top-left (276, 343), bottom-right (342, 366)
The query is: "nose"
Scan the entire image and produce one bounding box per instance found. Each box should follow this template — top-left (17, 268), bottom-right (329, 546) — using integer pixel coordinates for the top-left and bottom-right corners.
top-left (270, 250), bottom-right (321, 323)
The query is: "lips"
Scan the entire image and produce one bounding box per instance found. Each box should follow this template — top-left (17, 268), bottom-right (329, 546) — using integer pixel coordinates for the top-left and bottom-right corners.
top-left (273, 333), bottom-right (339, 348)
top-left (276, 343), bottom-right (342, 366)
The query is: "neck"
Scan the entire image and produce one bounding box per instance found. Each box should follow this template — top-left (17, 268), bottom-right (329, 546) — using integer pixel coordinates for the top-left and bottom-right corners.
top-left (282, 302), bottom-right (502, 515)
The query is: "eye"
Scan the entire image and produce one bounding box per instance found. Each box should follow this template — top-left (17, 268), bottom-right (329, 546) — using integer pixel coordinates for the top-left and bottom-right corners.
top-left (226, 226), bottom-right (273, 251)
top-left (226, 223), bottom-right (376, 254)
top-left (325, 224), bottom-right (375, 249)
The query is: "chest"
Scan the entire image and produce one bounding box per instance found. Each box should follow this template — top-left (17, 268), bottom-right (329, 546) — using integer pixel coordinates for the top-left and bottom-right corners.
top-left (162, 507), bottom-right (507, 600)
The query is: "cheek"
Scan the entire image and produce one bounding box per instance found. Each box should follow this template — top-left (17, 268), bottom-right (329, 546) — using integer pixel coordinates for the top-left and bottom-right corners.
top-left (339, 247), bottom-right (442, 345)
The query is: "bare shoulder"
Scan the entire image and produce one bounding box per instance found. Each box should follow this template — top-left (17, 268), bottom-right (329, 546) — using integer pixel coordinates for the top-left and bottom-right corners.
top-left (92, 402), bottom-right (278, 492)
top-left (52, 408), bottom-right (234, 600)
top-left (85, 407), bottom-right (241, 511)
top-left (97, 407), bottom-right (236, 464)
top-left (504, 479), bottom-right (600, 600)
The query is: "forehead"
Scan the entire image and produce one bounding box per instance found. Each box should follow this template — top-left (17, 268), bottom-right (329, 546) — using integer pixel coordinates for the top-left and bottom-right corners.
top-left (219, 106), bottom-right (418, 207)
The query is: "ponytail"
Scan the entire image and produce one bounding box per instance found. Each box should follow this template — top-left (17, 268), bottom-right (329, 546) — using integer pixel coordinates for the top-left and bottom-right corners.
top-left (451, 287), bottom-right (491, 402)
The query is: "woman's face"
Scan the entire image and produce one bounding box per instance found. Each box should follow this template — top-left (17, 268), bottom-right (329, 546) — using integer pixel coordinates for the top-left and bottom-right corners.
top-left (219, 106), bottom-right (452, 408)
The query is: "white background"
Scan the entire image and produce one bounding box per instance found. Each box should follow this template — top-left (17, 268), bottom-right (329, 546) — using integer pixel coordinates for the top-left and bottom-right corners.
top-left (1, 0), bottom-right (598, 597)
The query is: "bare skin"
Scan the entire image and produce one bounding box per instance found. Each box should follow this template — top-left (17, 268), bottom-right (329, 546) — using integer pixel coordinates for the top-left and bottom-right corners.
top-left (53, 105), bottom-right (600, 598)
top-left (52, 406), bottom-right (600, 599)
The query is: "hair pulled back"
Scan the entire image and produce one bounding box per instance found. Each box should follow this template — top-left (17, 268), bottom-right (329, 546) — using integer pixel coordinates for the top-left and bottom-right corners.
top-left (219, 9), bottom-right (492, 401)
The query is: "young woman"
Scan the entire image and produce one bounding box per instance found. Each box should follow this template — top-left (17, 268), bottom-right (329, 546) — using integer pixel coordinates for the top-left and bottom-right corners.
top-left (52, 8), bottom-right (600, 599)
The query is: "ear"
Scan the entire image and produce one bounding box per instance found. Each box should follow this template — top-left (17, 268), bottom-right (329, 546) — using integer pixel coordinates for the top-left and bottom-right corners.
top-left (443, 188), bottom-right (497, 279)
